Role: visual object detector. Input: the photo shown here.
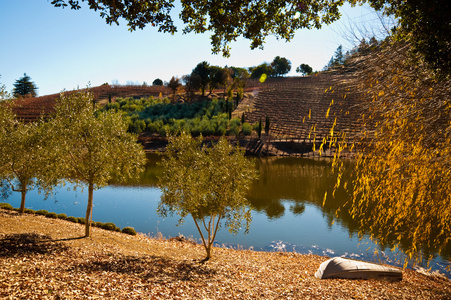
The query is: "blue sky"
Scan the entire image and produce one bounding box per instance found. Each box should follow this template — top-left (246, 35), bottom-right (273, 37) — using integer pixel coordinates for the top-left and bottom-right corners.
top-left (0, 1), bottom-right (391, 96)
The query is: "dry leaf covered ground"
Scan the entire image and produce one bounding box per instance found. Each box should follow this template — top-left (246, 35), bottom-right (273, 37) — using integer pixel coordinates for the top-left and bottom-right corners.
top-left (1, 209), bottom-right (450, 299)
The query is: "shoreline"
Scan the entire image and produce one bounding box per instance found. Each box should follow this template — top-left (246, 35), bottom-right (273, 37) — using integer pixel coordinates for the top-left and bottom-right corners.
top-left (138, 134), bottom-right (356, 158)
top-left (1, 209), bottom-right (450, 299)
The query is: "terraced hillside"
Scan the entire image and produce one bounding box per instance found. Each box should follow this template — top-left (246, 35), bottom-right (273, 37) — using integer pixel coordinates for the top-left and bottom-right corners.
top-left (236, 74), bottom-right (366, 156)
top-left (11, 74), bottom-right (367, 157)
top-left (12, 84), bottom-right (170, 123)
top-left (240, 74), bottom-right (364, 139)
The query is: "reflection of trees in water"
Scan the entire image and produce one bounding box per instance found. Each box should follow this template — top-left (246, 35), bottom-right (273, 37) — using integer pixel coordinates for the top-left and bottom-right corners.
top-left (110, 153), bottom-right (162, 187)
top-left (251, 157), bottom-right (451, 261)
top-left (248, 157), bottom-right (359, 236)
top-left (110, 155), bottom-right (451, 261)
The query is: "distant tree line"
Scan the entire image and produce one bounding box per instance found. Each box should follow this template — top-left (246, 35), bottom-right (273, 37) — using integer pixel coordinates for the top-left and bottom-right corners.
top-left (323, 38), bottom-right (381, 71)
top-left (153, 56), bottom-right (314, 105)
top-left (248, 56), bottom-right (292, 79)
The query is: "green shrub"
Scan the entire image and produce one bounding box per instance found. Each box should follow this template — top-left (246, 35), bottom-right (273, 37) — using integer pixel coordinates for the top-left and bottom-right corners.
top-left (158, 125), bottom-right (168, 137)
top-left (57, 213), bottom-right (67, 220)
top-left (77, 217), bottom-right (85, 224)
top-left (67, 216), bottom-right (78, 223)
top-left (228, 118), bottom-right (241, 136)
top-left (13, 207), bottom-right (20, 212)
top-left (252, 123), bottom-right (260, 132)
top-left (24, 208), bottom-right (35, 214)
top-left (121, 227), bottom-right (137, 235)
top-left (102, 222), bottom-right (119, 231)
top-left (95, 221), bottom-right (104, 228)
top-left (242, 122), bottom-right (252, 136)
top-left (35, 210), bottom-right (49, 216)
top-left (0, 203), bottom-right (14, 210)
top-left (45, 212), bottom-right (58, 219)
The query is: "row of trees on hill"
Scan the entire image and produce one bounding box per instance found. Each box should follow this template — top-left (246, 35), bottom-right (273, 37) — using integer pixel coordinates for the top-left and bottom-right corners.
top-left (323, 38), bottom-right (381, 70)
top-left (162, 62), bottom-right (250, 103)
top-left (249, 56), bottom-right (292, 79)
top-left (160, 57), bottom-right (315, 103)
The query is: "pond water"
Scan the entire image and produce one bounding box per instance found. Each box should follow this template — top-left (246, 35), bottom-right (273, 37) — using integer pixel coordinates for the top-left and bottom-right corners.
top-left (3, 154), bottom-right (450, 276)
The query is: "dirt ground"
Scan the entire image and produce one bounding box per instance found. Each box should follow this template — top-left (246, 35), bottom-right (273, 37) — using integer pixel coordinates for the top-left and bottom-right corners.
top-left (1, 209), bottom-right (450, 299)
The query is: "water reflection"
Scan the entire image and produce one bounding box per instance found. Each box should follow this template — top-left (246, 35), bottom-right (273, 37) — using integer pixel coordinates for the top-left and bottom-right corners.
top-left (6, 153), bottom-right (448, 275)
top-left (113, 155), bottom-right (353, 226)
top-left (113, 154), bottom-right (450, 268)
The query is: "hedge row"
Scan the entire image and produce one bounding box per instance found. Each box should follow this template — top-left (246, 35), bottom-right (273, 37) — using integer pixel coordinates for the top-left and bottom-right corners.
top-left (0, 203), bottom-right (137, 235)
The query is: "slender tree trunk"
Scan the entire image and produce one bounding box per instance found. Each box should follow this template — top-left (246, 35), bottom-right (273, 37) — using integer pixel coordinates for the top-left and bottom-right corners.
top-left (204, 245), bottom-right (211, 262)
top-left (85, 183), bottom-right (94, 237)
top-left (20, 185), bottom-right (26, 214)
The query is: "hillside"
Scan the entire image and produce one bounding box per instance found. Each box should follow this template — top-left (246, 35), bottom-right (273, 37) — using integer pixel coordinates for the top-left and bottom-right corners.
top-left (1, 209), bottom-right (450, 299)
top-left (11, 74), bottom-right (366, 157)
top-left (233, 73), bottom-right (365, 156)
top-left (238, 74), bottom-right (363, 139)
top-left (12, 84), bottom-right (171, 123)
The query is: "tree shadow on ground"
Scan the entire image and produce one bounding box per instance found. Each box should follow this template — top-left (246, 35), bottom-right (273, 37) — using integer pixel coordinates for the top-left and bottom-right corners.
top-left (75, 254), bottom-right (217, 282)
top-left (0, 233), bottom-right (70, 257)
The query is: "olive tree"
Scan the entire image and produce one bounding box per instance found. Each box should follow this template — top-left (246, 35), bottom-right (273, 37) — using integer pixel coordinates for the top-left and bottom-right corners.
top-left (50, 90), bottom-right (146, 237)
top-left (158, 132), bottom-right (258, 261)
top-left (0, 76), bottom-right (10, 101)
top-left (0, 99), bottom-right (56, 213)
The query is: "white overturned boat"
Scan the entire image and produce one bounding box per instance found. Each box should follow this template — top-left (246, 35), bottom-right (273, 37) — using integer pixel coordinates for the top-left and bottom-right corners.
top-left (315, 257), bottom-right (403, 281)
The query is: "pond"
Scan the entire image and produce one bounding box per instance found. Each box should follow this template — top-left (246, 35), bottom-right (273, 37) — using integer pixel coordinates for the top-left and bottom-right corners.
top-left (3, 154), bottom-right (450, 276)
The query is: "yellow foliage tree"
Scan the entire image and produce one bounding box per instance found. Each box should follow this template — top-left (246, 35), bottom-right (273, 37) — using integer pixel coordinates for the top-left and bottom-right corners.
top-left (337, 40), bottom-right (451, 265)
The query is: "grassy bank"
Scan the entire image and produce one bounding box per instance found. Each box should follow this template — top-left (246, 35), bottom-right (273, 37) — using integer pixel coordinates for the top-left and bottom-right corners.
top-left (0, 209), bottom-right (450, 299)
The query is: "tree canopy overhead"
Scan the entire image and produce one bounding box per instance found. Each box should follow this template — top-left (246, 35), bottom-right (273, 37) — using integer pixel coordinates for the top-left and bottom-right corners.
top-left (365, 0), bottom-right (451, 76)
top-left (51, 0), bottom-right (450, 75)
top-left (51, 0), bottom-right (344, 57)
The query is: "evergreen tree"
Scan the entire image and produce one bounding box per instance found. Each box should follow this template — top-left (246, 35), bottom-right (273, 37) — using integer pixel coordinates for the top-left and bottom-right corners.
top-left (296, 64), bottom-right (313, 76)
top-left (152, 78), bottom-right (163, 86)
top-left (271, 56), bottom-right (291, 77)
top-left (192, 61), bottom-right (211, 97)
top-left (265, 116), bottom-right (270, 134)
top-left (257, 118), bottom-right (262, 138)
top-left (13, 73), bottom-right (38, 97)
top-left (334, 45), bottom-right (344, 65)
